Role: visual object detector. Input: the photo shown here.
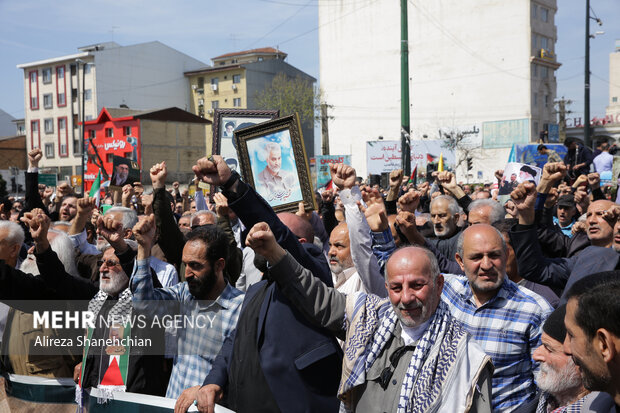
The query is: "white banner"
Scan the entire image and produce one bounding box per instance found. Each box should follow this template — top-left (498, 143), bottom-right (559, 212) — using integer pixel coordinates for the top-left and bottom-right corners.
top-left (366, 140), bottom-right (455, 175)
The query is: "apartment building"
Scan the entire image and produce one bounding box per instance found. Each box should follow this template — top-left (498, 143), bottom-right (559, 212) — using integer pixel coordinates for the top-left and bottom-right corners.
top-left (17, 41), bottom-right (206, 186)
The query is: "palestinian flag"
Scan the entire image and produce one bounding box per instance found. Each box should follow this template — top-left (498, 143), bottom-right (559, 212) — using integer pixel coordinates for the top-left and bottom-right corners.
top-left (89, 170), bottom-right (102, 206)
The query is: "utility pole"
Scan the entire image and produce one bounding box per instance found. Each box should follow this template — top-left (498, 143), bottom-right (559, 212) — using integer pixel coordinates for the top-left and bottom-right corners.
top-left (400, 0), bottom-right (411, 177)
top-left (321, 102), bottom-right (330, 155)
top-left (584, 0), bottom-right (591, 148)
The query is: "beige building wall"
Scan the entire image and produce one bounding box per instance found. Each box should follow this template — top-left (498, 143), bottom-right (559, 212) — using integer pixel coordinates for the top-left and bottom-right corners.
top-left (140, 120), bottom-right (206, 183)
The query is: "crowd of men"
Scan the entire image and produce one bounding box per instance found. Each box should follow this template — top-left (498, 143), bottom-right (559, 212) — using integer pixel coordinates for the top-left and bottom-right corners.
top-left (0, 145), bottom-right (619, 413)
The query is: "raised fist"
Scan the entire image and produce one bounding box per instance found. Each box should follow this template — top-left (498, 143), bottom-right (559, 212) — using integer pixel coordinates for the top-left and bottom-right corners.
top-left (28, 148), bottom-right (42, 167)
top-left (398, 190), bottom-right (421, 213)
top-left (150, 162), bottom-right (168, 189)
top-left (389, 169), bottom-right (403, 189)
top-left (330, 163), bottom-right (356, 190)
top-left (192, 156), bottom-right (232, 187)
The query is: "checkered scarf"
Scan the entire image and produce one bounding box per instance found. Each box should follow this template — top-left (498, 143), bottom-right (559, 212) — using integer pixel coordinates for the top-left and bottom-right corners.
top-left (87, 288), bottom-right (133, 323)
top-left (536, 392), bottom-right (586, 413)
top-left (339, 292), bottom-right (467, 413)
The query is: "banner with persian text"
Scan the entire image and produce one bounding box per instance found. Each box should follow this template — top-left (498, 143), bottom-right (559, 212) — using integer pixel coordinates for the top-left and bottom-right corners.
top-left (366, 140), bottom-right (455, 175)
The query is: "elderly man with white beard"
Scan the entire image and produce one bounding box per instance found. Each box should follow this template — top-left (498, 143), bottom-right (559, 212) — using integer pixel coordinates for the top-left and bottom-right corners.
top-left (427, 195), bottom-right (462, 259)
top-left (514, 304), bottom-right (615, 413)
top-left (0, 209), bottom-right (169, 398)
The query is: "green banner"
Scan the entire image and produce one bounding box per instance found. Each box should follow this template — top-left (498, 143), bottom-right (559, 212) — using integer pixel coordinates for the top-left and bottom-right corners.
top-left (38, 174), bottom-right (58, 187)
top-left (2, 374), bottom-right (234, 412)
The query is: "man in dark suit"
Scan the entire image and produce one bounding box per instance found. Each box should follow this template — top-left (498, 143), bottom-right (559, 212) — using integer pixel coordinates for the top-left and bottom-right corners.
top-left (509, 178), bottom-right (620, 301)
top-left (193, 156), bottom-right (342, 413)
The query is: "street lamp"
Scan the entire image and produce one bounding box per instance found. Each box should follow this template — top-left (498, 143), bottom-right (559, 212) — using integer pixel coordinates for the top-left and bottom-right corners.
top-left (584, 1), bottom-right (603, 149)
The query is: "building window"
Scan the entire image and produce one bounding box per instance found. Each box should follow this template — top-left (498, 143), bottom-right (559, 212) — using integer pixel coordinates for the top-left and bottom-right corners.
top-left (84, 63), bottom-right (91, 74)
top-left (541, 7), bottom-right (549, 22)
top-left (31, 120), bottom-right (40, 149)
top-left (534, 122), bottom-right (539, 134)
top-left (85, 115), bottom-right (93, 121)
top-left (45, 143), bottom-right (55, 158)
top-left (531, 3), bottom-right (537, 19)
top-left (532, 64), bottom-right (537, 77)
top-left (70, 64), bottom-right (77, 76)
top-left (533, 93), bottom-right (538, 107)
top-left (73, 140), bottom-right (82, 155)
top-left (56, 66), bottom-right (67, 107)
top-left (58, 117), bottom-right (68, 157)
top-left (233, 74), bottom-right (241, 84)
top-left (44, 118), bottom-right (54, 134)
top-left (73, 114), bottom-right (78, 128)
top-left (531, 34), bottom-right (538, 51)
top-left (212, 100), bottom-right (219, 109)
top-left (540, 36), bottom-right (548, 50)
top-left (123, 126), bottom-right (131, 136)
top-left (42, 68), bottom-right (52, 84)
top-left (124, 152), bottom-right (133, 160)
top-left (544, 94), bottom-right (549, 107)
top-left (85, 89), bottom-right (92, 100)
top-left (88, 130), bottom-right (96, 139)
top-left (541, 66), bottom-right (549, 78)
top-left (211, 77), bottom-right (219, 86)
top-left (29, 71), bottom-right (39, 110)
top-left (198, 77), bottom-right (204, 88)
top-left (613, 97), bottom-right (618, 103)
top-left (105, 128), bottom-right (114, 138)
top-left (233, 98), bottom-right (241, 107)
top-left (43, 93), bottom-right (53, 109)
top-left (106, 153), bottom-right (114, 163)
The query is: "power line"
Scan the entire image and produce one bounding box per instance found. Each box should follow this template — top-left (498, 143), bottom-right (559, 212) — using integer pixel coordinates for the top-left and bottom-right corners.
top-left (245, 0), bottom-right (314, 50)
top-left (278, 0), bottom-right (381, 46)
top-left (408, 0), bottom-right (530, 81)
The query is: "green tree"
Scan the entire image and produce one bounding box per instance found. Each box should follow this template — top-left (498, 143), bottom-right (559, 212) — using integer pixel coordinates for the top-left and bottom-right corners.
top-left (254, 73), bottom-right (320, 129)
top-left (0, 174), bottom-right (7, 198)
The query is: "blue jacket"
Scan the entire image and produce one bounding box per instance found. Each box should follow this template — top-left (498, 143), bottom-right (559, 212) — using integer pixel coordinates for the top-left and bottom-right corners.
top-left (204, 180), bottom-right (342, 413)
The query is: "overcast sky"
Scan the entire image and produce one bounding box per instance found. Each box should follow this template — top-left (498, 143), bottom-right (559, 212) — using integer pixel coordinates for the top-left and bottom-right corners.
top-left (1, 0), bottom-right (618, 125)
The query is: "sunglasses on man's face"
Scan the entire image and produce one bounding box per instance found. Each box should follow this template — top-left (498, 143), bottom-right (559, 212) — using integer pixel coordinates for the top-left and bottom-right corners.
top-left (97, 259), bottom-right (120, 268)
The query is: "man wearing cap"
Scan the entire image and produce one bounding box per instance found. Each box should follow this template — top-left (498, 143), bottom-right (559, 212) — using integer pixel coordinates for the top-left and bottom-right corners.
top-left (515, 304), bottom-right (615, 412)
top-left (554, 194), bottom-right (578, 237)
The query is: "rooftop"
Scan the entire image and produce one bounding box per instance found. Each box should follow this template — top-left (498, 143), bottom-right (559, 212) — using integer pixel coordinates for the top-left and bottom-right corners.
top-left (211, 47), bottom-right (287, 61)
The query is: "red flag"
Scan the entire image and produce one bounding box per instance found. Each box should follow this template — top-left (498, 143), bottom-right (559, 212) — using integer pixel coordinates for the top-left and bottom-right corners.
top-left (408, 164), bottom-right (417, 184)
top-left (426, 154), bottom-right (436, 163)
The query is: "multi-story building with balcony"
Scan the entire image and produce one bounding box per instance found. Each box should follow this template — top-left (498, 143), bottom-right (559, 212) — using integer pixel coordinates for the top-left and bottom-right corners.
top-left (184, 47), bottom-right (317, 157)
top-left (319, 0), bottom-right (561, 180)
top-left (17, 41), bottom-right (206, 187)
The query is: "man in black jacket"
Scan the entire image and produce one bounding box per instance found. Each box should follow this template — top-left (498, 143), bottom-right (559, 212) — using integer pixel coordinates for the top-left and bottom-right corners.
top-left (509, 177), bottom-right (620, 300)
top-left (194, 156), bottom-right (342, 413)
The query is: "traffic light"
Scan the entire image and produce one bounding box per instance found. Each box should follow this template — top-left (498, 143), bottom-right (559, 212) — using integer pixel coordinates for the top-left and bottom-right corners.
top-left (467, 158), bottom-right (473, 171)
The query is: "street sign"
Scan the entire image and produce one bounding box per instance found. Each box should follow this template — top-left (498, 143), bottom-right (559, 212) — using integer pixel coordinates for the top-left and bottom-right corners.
top-left (38, 174), bottom-right (57, 187)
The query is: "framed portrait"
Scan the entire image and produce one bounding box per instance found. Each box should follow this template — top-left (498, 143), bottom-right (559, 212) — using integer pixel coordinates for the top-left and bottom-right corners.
top-left (212, 109), bottom-right (279, 174)
top-left (235, 113), bottom-right (316, 213)
top-left (109, 155), bottom-right (140, 191)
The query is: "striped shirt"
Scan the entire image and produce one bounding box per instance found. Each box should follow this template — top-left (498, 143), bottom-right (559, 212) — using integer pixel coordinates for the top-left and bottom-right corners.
top-left (132, 258), bottom-right (244, 399)
top-left (441, 274), bottom-right (552, 412)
